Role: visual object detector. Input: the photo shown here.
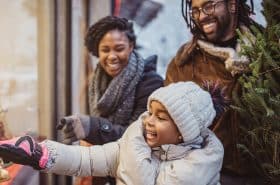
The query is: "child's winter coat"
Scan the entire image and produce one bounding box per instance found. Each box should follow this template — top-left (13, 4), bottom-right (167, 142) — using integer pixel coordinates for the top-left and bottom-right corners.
top-left (45, 113), bottom-right (224, 185)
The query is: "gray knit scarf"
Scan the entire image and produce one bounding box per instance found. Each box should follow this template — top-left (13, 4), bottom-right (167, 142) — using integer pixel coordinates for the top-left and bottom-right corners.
top-left (88, 51), bottom-right (145, 125)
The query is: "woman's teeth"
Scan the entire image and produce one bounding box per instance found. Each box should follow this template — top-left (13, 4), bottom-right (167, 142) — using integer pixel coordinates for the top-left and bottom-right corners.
top-left (108, 63), bottom-right (120, 70)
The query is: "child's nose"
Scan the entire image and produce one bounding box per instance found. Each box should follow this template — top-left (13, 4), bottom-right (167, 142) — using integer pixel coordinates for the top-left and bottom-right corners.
top-left (145, 116), bottom-right (155, 127)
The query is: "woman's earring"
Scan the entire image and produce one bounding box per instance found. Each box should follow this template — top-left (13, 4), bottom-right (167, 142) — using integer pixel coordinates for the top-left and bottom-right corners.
top-left (178, 135), bottom-right (183, 141)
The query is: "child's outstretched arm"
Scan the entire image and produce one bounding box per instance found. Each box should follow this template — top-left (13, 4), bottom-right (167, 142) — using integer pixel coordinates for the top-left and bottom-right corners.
top-left (44, 140), bottom-right (119, 177)
top-left (0, 135), bottom-right (119, 177)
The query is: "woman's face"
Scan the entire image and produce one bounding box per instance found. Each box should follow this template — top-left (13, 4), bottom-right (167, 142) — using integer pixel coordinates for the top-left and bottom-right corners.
top-left (143, 101), bottom-right (182, 148)
top-left (98, 29), bottom-right (133, 77)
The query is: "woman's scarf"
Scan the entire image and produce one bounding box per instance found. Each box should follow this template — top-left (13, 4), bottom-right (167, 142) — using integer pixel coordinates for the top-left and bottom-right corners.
top-left (88, 51), bottom-right (145, 125)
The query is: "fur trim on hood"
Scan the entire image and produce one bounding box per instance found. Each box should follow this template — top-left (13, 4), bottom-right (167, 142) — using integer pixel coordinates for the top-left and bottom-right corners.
top-left (197, 25), bottom-right (254, 76)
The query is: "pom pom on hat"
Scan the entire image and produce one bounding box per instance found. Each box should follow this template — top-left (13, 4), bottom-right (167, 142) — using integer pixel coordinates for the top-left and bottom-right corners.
top-left (147, 82), bottom-right (216, 142)
top-left (201, 80), bottom-right (230, 117)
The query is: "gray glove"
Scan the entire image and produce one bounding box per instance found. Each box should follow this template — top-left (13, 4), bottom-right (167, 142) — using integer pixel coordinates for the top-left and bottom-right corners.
top-left (56, 114), bottom-right (90, 144)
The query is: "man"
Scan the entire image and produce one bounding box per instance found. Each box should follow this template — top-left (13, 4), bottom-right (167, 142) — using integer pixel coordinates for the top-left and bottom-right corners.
top-left (165, 0), bottom-right (262, 184)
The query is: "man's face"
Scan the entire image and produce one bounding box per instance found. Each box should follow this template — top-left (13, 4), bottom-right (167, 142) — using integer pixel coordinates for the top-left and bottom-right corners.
top-left (191, 0), bottom-right (236, 43)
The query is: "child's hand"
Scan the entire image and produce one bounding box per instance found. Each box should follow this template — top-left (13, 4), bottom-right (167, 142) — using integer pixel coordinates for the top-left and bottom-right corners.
top-left (0, 135), bottom-right (47, 170)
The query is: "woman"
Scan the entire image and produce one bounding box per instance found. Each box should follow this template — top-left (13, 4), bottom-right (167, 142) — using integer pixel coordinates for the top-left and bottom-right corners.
top-left (57, 16), bottom-right (163, 184)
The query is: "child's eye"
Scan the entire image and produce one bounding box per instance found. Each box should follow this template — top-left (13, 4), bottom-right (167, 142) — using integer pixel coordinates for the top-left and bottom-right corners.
top-left (157, 116), bottom-right (167, 121)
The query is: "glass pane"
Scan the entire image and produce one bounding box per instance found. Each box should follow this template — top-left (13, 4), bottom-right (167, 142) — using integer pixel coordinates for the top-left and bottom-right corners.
top-left (0, 0), bottom-right (38, 137)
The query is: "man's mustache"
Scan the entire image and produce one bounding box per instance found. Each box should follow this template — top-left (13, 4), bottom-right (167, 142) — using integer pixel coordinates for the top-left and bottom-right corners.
top-left (198, 17), bottom-right (216, 26)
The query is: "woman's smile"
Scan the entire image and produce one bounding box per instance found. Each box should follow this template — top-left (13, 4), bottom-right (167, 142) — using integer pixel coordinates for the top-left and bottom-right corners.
top-left (106, 62), bottom-right (123, 75)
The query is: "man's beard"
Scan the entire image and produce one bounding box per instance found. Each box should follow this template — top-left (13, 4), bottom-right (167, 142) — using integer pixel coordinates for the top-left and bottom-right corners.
top-left (197, 13), bottom-right (231, 43)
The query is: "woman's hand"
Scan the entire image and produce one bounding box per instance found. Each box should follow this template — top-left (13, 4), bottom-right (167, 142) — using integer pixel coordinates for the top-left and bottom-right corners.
top-left (56, 114), bottom-right (91, 144)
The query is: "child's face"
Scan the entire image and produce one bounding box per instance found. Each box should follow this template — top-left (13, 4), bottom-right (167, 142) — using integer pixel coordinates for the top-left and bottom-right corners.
top-left (143, 100), bottom-right (182, 148)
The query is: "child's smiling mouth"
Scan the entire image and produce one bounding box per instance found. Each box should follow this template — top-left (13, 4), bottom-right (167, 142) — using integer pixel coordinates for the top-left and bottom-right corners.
top-left (145, 130), bottom-right (157, 140)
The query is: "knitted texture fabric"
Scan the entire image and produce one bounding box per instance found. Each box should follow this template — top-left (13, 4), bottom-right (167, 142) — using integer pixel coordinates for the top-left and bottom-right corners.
top-left (147, 82), bottom-right (216, 142)
top-left (88, 51), bottom-right (145, 125)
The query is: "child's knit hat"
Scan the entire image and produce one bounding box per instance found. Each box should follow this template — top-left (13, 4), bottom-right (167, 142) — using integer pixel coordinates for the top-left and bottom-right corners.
top-left (147, 82), bottom-right (216, 143)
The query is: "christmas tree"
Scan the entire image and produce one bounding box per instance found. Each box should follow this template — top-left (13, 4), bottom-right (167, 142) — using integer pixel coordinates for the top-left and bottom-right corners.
top-left (232, 0), bottom-right (280, 184)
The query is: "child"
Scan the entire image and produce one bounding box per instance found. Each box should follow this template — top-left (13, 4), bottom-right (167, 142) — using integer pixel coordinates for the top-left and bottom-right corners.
top-left (0, 82), bottom-right (224, 185)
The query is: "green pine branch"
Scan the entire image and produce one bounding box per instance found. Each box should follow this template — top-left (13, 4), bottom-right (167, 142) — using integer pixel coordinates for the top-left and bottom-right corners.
top-left (232, 0), bottom-right (280, 183)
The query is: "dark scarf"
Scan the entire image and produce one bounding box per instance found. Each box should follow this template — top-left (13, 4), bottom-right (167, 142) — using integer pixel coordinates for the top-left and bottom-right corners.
top-left (88, 51), bottom-right (145, 125)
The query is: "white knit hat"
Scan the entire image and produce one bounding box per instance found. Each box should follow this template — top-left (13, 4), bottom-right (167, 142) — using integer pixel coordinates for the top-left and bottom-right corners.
top-left (147, 82), bottom-right (216, 142)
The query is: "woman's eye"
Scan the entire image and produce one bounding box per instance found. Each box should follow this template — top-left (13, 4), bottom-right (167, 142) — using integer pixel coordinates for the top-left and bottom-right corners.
top-left (115, 47), bottom-right (124, 52)
top-left (100, 49), bottom-right (109, 53)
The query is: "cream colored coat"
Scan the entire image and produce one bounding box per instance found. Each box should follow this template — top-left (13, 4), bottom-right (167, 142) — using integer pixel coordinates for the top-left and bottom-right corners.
top-left (45, 114), bottom-right (224, 185)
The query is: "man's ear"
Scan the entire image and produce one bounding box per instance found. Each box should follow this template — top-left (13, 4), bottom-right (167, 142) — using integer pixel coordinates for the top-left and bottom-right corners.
top-left (227, 0), bottom-right (237, 13)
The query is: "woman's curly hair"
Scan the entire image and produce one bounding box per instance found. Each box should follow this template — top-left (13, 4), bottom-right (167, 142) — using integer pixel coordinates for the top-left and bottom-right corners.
top-left (85, 16), bottom-right (136, 57)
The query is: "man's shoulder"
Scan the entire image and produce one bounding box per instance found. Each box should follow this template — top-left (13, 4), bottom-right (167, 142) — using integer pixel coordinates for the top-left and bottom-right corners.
top-left (176, 41), bottom-right (194, 56)
top-left (168, 39), bottom-right (197, 67)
